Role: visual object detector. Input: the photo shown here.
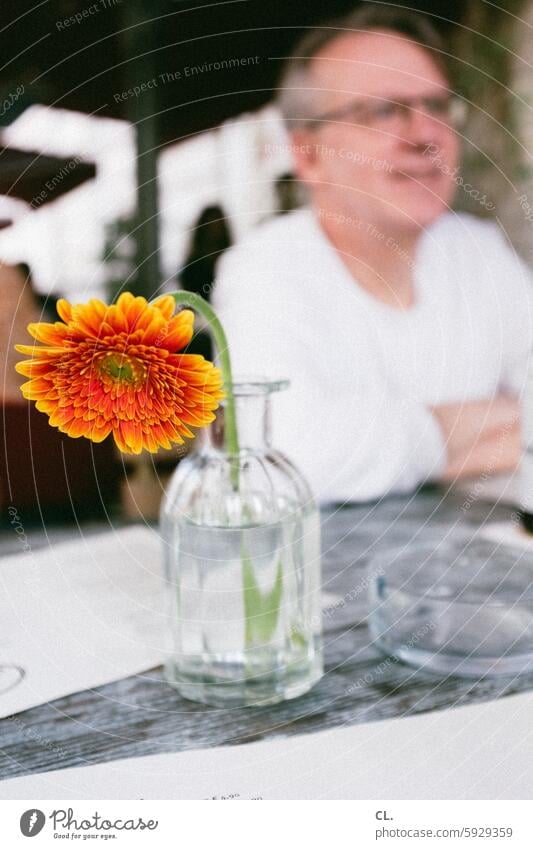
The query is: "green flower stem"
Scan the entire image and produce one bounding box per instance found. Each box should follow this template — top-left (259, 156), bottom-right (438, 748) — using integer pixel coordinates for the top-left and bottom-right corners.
top-left (167, 291), bottom-right (240, 476)
top-left (164, 292), bottom-right (283, 654)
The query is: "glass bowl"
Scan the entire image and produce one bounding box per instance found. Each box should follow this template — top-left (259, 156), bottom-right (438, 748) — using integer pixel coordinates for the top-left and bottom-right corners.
top-left (367, 530), bottom-right (533, 678)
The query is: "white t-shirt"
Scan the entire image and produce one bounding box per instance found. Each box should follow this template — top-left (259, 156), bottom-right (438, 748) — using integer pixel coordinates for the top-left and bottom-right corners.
top-left (212, 209), bottom-right (533, 503)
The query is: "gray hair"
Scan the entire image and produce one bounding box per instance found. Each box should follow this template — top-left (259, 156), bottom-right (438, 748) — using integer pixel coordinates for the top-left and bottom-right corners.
top-left (277, 6), bottom-right (449, 128)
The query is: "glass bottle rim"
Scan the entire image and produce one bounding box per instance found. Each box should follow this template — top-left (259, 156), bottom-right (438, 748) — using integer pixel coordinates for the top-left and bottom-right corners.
top-left (221, 375), bottom-right (290, 398)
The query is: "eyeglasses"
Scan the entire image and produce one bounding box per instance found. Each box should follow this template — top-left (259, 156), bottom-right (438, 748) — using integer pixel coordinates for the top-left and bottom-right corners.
top-left (304, 94), bottom-right (467, 131)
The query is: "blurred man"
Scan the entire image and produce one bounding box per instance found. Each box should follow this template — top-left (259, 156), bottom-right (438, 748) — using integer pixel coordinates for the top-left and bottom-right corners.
top-left (212, 7), bottom-right (531, 502)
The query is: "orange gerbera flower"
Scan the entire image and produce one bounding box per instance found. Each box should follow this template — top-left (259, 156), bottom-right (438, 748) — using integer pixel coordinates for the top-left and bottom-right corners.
top-left (15, 292), bottom-right (224, 454)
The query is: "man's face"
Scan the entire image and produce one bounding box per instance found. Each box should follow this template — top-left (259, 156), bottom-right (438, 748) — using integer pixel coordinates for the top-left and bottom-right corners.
top-left (291, 30), bottom-right (461, 232)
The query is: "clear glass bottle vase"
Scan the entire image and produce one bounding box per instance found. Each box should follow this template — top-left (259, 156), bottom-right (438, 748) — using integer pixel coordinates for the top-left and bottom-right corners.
top-left (161, 378), bottom-right (323, 706)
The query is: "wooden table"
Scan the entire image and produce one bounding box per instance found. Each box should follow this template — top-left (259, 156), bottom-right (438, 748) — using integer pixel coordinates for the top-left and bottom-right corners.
top-left (1, 487), bottom-right (532, 782)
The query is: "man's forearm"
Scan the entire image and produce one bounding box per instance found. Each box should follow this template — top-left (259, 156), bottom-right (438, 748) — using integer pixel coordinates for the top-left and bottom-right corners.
top-left (440, 422), bottom-right (521, 481)
top-left (431, 396), bottom-right (521, 481)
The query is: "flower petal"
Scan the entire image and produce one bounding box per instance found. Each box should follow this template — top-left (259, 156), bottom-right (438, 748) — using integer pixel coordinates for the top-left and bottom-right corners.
top-left (56, 299), bottom-right (73, 323)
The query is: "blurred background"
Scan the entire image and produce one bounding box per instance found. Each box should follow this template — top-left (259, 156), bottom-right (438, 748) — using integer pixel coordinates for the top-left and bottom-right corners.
top-left (1, 0), bottom-right (532, 523)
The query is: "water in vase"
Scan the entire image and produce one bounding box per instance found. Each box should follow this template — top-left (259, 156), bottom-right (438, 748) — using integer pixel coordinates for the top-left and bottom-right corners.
top-left (164, 504), bottom-right (322, 706)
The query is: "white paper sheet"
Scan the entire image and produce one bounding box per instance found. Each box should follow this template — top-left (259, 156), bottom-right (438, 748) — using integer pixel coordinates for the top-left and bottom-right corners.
top-left (2, 689), bottom-right (532, 799)
top-left (0, 528), bottom-right (344, 719)
top-left (0, 527), bottom-right (168, 720)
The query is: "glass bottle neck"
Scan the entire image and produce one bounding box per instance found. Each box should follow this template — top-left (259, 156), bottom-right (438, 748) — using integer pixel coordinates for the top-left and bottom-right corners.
top-left (203, 393), bottom-right (271, 454)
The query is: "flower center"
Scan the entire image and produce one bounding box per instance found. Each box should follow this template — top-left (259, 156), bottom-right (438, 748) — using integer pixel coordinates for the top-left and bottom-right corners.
top-left (98, 352), bottom-right (146, 386)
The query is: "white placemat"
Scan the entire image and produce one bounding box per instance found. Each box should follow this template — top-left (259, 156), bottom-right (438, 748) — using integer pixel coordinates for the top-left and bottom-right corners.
top-left (2, 689), bottom-right (532, 799)
top-left (0, 526), bottom-right (168, 720)
top-left (0, 527), bottom-right (344, 719)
